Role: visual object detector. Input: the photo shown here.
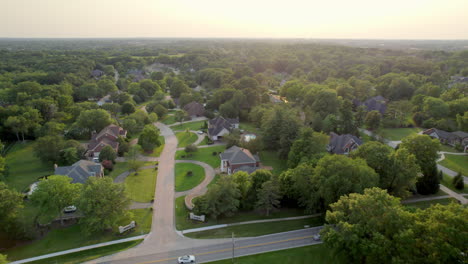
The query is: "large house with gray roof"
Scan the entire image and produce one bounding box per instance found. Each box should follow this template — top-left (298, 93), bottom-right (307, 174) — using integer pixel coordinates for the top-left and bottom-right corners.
top-left (327, 132), bottom-right (363, 155)
top-left (55, 160), bottom-right (103, 184)
top-left (208, 116), bottom-right (239, 141)
top-left (220, 146), bottom-right (260, 175)
top-left (423, 128), bottom-right (468, 152)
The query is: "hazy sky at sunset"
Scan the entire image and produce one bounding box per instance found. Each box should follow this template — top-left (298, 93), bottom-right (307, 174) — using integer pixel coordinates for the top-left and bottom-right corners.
top-left (1, 0), bottom-right (467, 39)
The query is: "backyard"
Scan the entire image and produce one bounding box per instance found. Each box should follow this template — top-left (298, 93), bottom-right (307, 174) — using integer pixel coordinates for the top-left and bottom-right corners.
top-left (259, 151), bottom-right (288, 175)
top-left (124, 168), bottom-right (157, 202)
top-left (175, 145), bottom-right (226, 168)
top-left (4, 142), bottom-right (54, 192)
top-left (380, 127), bottom-right (422, 141)
top-left (176, 131), bottom-right (198, 148)
top-left (170, 120), bottom-right (206, 131)
top-left (3, 208), bottom-right (152, 261)
top-left (438, 154), bottom-right (468, 176)
top-left (175, 163), bottom-right (205, 192)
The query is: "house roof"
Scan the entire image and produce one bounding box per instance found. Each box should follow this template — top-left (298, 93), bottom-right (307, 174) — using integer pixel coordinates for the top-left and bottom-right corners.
top-left (452, 131), bottom-right (468, 139)
top-left (328, 132), bottom-right (362, 154)
top-left (423, 128), bottom-right (458, 140)
top-left (208, 116), bottom-right (239, 136)
top-left (55, 160), bottom-right (102, 184)
top-left (91, 69), bottom-right (104, 77)
top-left (220, 146), bottom-right (259, 164)
top-left (88, 124), bottom-right (126, 153)
top-left (183, 101), bottom-right (205, 117)
top-left (354, 96), bottom-right (387, 115)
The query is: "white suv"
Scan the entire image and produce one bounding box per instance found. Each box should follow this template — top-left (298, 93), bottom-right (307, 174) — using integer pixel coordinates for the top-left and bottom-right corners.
top-left (178, 255), bottom-right (195, 263)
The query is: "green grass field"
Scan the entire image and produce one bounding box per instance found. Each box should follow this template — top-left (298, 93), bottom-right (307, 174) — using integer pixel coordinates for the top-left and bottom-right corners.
top-left (161, 114), bottom-right (177, 125)
top-left (176, 131), bottom-right (198, 148)
top-left (175, 145), bottom-right (226, 168)
top-left (175, 163), bottom-right (205, 192)
top-left (198, 136), bottom-right (209, 146)
top-left (28, 239), bottom-right (143, 264)
top-left (107, 162), bottom-right (129, 179)
top-left (175, 196), bottom-right (308, 231)
top-left (439, 154), bottom-right (468, 176)
top-left (381, 127), bottom-right (422, 141)
top-left (170, 120), bottom-right (206, 131)
top-left (439, 144), bottom-right (462, 153)
top-left (3, 208), bottom-right (152, 261)
top-left (124, 168), bottom-right (157, 202)
top-left (185, 217), bottom-right (324, 239)
top-left (404, 198), bottom-right (456, 209)
top-left (259, 151), bottom-right (288, 175)
top-left (206, 244), bottom-right (344, 264)
top-left (4, 142), bottom-right (54, 191)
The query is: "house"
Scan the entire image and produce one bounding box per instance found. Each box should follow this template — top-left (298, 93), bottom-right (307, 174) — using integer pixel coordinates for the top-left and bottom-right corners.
top-left (327, 132), bottom-right (363, 155)
top-left (208, 116), bottom-right (239, 141)
top-left (87, 124), bottom-right (127, 160)
top-left (220, 146), bottom-right (260, 175)
top-left (54, 160), bottom-right (103, 184)
top-left (91, 69), bottom-right (105, 79)
top-left (448, 76), bottom-right (468, 88)
top-left (354, 96), bottom-right (387, 115)
top-left (183, 101), bottom-right (205, 118)
top-left (423, 128), bottom-right (468, 151)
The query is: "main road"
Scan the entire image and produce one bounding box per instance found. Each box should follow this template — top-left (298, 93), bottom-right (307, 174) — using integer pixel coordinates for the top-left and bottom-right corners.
top-left (89, 122), bottom-right (321, 264)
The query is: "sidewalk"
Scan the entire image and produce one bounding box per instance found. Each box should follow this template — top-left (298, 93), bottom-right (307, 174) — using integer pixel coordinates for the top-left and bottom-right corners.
top-left (10, 235), bottom-right (146, 264)
top-left (439, 184), bottom-right (468, 205)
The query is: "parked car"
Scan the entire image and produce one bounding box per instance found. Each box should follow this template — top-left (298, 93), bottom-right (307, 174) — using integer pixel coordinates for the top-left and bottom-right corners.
top-left (196, 130), bottom-right (204, 135)
top-left (63, 205), bottom-right (77, 213)
top-left (178, 255), bottom-right (195, 263)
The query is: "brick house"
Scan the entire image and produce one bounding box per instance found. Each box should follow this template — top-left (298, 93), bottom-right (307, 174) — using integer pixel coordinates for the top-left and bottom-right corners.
top-left (220, 146), bottom-right (260, 175)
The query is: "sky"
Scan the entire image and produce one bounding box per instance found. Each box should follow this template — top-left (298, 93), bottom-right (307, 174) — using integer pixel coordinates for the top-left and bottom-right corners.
top-left (1, 0), bottom-right (467, 39)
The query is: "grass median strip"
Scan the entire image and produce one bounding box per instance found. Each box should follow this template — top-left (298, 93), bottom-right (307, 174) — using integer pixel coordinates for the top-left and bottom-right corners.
top-left (125, 168), bottom-right (157, 202)
top-left (175, 163), bottom-right (205, 192)
top-left (176, 131), bottom-right (198, 148)
top-left (175, 145), bottom-right (225, 168)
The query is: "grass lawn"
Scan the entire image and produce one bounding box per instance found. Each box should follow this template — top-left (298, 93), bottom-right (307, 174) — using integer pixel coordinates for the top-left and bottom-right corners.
top-left (176, 131), bottom-right (198, 148)
top-left (441, 174), bottom-right (468, 194)
top-left (259, 151), bottom-right (288, 176)
top-left (29, 239), bottom-right (143, 264)
top-left (439, 144), bottom-right (462, 153)
top-left (185, 217), bottom-right (324, 239)
top-left (175, 196), bottom-right (308, 231)
top-left (107, 162), bottom-right (129, 180)
top-left (175, 145), bottom-right (226, 168)
top-left (198, 136), bottom-right (209, 146)
top-left (239, 122), bottom-right (260, 134)
top-left (380, 127), bottom-right (422, 141)
top-left (206, 244), bottom-right (344, 264)
top-left (404, 198), bottom-right (456, 209)
top-left (175, 163), bottom-right (205, 192)
top-left (3, 208), bottom-right (152, 261)
top-left (170, 120), bottom-right (206, 131)
top-left (4, 142), bottom-right (54, 192)
top-left (124, 168), bottom-right (157, 202)
top-left (161, 114), bottom-right (177, 125)
top-left (439, 154), bottom-right (468, 176)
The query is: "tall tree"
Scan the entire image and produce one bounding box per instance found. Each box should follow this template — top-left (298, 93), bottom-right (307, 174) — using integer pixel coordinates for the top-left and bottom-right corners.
top-left (364, 110), bottom-right (381, 131)
top-left (75, 109), bottom-right (112, 134)
top-left (78, 177), bottom-right (131, 234)
top-left (99, 145), bottom-right (117, 163)
top-left (287, 128), bottom-right (328, 168)
top-left (0, 182), bottom-right (23, 237)
top-left (125, 145), bottom-right (144, 172)
top-left (34, 135), bottom-right (65, 164)
top-left (256, 180), bottom-right (281, 216)
top-left (30, 175), bottom-right (82, 225)
top-left (138, 124), bottom-right (161, 152)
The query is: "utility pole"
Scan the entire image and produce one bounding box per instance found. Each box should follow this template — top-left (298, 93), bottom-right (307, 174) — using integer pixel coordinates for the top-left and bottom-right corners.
top-left (232, 232), bottom-right (235, 263)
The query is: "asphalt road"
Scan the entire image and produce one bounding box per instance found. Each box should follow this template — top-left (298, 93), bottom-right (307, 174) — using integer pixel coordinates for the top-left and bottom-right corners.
top-left (95, 228), bottom-right (322, 264)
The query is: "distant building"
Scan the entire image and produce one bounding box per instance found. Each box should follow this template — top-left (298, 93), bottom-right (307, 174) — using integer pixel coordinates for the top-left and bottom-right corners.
top-left (423, 128), bottom-right (468, 152)
top-left (220, 146), bottom-right (260, 175)
top-left (55, 160), bottom-right (103, 184)
top-left (449, 76), bottom-right (468, 88)
top-left (91, 69), bottom-right (105, 79)
top-left (354, 96), bottom-right (387, 115)
top-left (87, 124), bottom-right (127, 161)
top-left (208, 116), bottom-right (239, 141)
top-left (183, 101), bottom-right (205, 118)
top-left (327, 132), bottom-right (363, 155)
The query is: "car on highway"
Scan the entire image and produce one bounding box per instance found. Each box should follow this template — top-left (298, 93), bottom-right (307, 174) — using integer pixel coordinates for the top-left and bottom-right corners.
top-left (178, 255), bottom-right (195, 263)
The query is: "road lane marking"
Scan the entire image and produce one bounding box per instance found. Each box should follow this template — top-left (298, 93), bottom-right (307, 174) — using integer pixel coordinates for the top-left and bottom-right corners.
top-left (136, 235), bottom-right (314, 264)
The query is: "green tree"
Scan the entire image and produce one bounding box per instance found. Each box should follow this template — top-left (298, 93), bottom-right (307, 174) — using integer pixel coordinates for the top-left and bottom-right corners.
top-left (232, 171), bottom-right (251, 209)
top-left (452, 172), bottom-right (464, 190)
top-left (138, 124), bottom-right (161, 152)
top-left (174, 110), bottom-right (188, 122)
top-left (279, 162), bottom-right (314, 207)
top-left (58, 147), bottom-right (79, 166)
top-left (78, 177), bottom-right (131, 234)
top-left (0, 182), bottom-right (23, 236)
top-left (423, 97), bottom-right (449, 119)
top-left (364, 110), bottom-right (381, 130)
top-left (287, 128), bottom-right (328, 168)
top-left (30, 175), bottom-right (82, 225)
top-left (321, 188), bottom-right (415, 264)
top-left (34, 135), bottom-right (65, 164)
top-left (170, 79), bottom-right (190, 98)
top-left (97, 79), bottom-right (118, 95)
top-left (75, 109), bottom-right (112, 134)
top-left (311, 155), bottom-right (379, 209)
top-left (125, 145), bottom-right (143, 172)
top-left (121, 102), bottom-right (136, 115)
top-left (256, 180), bottom-right (281, 216)
top-left (5, 115), bottom-right (28, 141)
top-left (99, 145), bottom-right (117, 163)
top-left (195, 175), bottom-right (240, 219)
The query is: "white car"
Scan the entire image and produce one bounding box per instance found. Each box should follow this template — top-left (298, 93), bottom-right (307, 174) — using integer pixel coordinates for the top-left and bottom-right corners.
top-left (178, 255), bottom-right (195, 263)
top-left (196, 130), bottom-right (204, 135)
top-left (63, 205), bottom-right (77, 213)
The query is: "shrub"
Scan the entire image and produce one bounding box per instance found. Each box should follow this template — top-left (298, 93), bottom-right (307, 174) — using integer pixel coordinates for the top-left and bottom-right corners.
top-left (185, 144), bottom-right (198, 153)
top-left (212, 151), bottom-right (217, 156)
top-left (186, 171), bottom-right (193, 177)
top-left (101, 160), bottom-right (114, 170)
top-left (453, 172), bottom-right (464, 190)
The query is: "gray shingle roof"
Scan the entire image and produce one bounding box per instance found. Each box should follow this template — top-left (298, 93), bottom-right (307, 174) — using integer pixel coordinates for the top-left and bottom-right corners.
top-left (55, 160), bottom-right (102, 184)
top-left (208, 116), bottom-right (239, 137)
top-left (220, 146), bottom-right (258, 164)
top-left (327, 132), bottom-right (363, 154)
